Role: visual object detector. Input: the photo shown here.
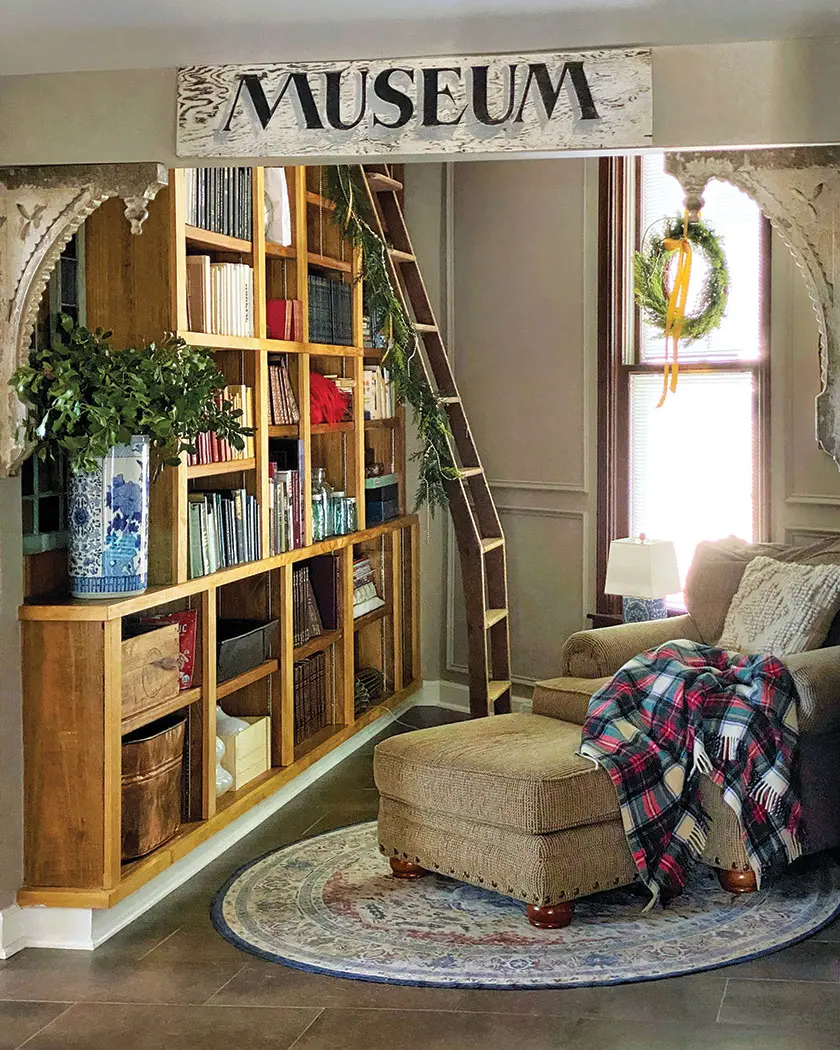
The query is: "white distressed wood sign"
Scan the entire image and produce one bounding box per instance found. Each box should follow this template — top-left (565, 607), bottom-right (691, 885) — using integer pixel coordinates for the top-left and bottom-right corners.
top-left (177, 49), bottom-right (652, 158)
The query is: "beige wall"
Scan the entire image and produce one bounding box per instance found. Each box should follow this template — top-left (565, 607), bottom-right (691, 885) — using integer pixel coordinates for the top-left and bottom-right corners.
top-left (4, 39), bottom-right (840, 167)
top-left (0, 477), bottom-right (23, 910)
top-left (402, 165), bottom-right (450, 682)
top-left (770, 230), bottom-right (840, 540)
top-left (448, 158), bottom-right (598, 690)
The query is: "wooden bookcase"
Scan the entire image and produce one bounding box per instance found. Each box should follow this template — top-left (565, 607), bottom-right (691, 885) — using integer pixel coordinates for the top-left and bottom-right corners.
top-left (18, 165), bottom-right (421, 909)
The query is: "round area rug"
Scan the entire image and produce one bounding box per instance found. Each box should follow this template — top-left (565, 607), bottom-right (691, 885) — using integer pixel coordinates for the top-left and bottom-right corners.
top-left (211, 821), bottom-right (840, 989)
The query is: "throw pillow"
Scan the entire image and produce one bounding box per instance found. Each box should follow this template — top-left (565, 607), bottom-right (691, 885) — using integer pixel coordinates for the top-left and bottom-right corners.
top-left (718, 555), bottom-right (840, 656)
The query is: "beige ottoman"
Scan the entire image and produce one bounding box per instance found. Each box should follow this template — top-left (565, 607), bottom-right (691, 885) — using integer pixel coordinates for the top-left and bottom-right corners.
top-left (374, 712), bottom-right (639, 928)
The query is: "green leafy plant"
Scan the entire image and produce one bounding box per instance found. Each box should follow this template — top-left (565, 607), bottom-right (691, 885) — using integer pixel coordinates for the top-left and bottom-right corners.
top-left (11, 315), bottom-right (250, 474)
top-left (323, 165), bottom-right (459, 512)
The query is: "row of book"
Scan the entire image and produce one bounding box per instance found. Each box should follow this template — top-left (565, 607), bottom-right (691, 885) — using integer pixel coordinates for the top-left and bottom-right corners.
top-left (268, 464), bottom-right (302, 554)
top-left (188, 386), bottom-right (255, 467)
top-left (292, 564), bottom-right (325, 647)
top-left (188, 489), bottom-right (261, 579)
top-left (363, 366), bottom-right (394, 421)
top-left (186, 257), bottom-right (254, 337)
top-left (309, 274), bottom-right (352, 346)
top-left (268, 359), bottom-right (300, 426)
top-left (266, 298), bottom-right (304, 342)
top-left (184, 168), bottom-right (253, 242)
top-left (353, 556), bottom-right (385, 618)
top-left (293, 651), bottom-right (330, 745)
top-left (270, 439), bottom-right (305, 553)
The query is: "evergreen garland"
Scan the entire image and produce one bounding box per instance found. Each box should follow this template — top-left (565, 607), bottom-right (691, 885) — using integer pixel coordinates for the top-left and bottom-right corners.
top-left (634, 215), bottom-right (730, 341)
top-left (323, 166), bottom-right (458, 512)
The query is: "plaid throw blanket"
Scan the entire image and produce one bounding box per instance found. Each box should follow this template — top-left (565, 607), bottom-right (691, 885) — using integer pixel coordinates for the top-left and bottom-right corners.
top-left (579, 639), bottom-right (802, 903)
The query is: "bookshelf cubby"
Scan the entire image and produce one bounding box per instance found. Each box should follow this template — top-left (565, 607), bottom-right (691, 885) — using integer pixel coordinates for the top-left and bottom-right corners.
top-left (18, 164), bottom-right (419, 910)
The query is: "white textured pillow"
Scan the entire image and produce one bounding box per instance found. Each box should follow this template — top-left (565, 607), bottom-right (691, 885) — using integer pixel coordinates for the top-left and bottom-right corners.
top-left (718, 555), bottom-right (840, 656)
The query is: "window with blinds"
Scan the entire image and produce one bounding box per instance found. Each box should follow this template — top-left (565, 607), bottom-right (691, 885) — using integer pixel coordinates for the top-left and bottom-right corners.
top-left (627, 155), bottom-right (766, 590)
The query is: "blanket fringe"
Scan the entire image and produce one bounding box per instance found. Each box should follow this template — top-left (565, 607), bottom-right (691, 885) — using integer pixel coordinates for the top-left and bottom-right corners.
top-left (642, 881), bottom-right (660, 913)
top-left (692, 737), bottom-right (713, 777)
top-left (779, 827), bottom-right (803, 864)
top-left (717, 731), bottom-right (742, 763)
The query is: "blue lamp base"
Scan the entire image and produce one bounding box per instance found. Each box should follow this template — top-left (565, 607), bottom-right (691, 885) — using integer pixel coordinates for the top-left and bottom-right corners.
top-left (622, 596), bottom-right (668, 623)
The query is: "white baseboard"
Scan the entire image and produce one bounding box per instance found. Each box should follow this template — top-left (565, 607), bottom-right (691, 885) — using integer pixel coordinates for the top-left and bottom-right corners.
top-left (0, 684), bottom-right (442, 957)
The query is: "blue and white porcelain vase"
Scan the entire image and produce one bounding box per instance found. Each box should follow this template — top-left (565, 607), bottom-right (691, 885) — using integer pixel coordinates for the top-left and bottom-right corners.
top-left (68, 435), bottom-right (150, 599)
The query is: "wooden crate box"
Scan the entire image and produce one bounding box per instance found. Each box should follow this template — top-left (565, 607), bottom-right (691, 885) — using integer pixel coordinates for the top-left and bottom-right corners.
top-left (121, 623), bottom-right (180, 724)
top-left (220, 715), bottom-right (271, 791)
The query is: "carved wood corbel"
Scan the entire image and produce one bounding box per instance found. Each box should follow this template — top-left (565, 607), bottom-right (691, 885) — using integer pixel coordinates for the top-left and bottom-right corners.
top-left (666, 148), bottom-right (840, 467)
top-left (0, 163), bottom-right (168, 476)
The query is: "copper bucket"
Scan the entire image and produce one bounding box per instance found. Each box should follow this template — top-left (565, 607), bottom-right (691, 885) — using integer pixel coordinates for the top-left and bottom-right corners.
top-left (121, 712), bottom-right (186, 861)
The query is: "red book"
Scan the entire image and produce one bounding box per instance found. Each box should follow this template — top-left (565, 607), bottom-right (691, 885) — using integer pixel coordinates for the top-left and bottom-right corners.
top-left (266, 299), bottom-right (288, 340)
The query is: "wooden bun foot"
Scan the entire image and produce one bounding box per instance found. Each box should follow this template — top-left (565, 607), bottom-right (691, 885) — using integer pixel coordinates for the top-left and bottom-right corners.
top-left (389, 857), bottom-right (428, 879)
top-left (718, 868), bottom-right (758, 894)
top-left (526, 902), bottom-right (575, 929)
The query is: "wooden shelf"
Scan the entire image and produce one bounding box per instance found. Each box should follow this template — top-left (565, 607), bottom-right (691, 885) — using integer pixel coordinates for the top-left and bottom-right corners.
top-left (294, 722), bottom-right (343, 761)
top-left (294, 628), bottom-right (342, 661)
top-left (216, 658), bottom-right (279, 700)
top-left (365, 418), bottom-right (399, 429)
top-left (311, 421), bottom-right (354, 434)
top-left (180, 331), bottom-right (263, 352)
top-left (307, 250), bottom-right (352, 273)
top-left (17, 679), bottom-right (422, 910)
top-left (187, 458), bottom-right (256, 479)
top-left (120, 685), bottom-right (202, 736)
top-left (185, 225), bottom-right (252, 254)
top-left (265, 240), bottom-right (296, 259)
top-left (19, 165), bottom-right (418, 913)
top-left (353, 604), bottom-right (388, 632)
top-left (20, 516), bottom-right (417, 621)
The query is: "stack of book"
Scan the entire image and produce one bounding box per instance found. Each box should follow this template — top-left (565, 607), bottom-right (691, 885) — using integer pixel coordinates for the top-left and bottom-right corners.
top-left (188, 489), bottom-right (261, 578)
top-left (269, 439), bottom-right (305, 552)
top-left (292, 565), bottom-right (324, 647)
top-left (363, 307), bottom-right (388, 349)
top-left (308, 275), bottom-right (353, 345)
top-left (268, 358), bottom-right (300, 426)
top-left (293, 651), bottom-right (329, 744)
top-left (186, 256), bottom-right (255, 337)
top-left (266, 299), bottom-right (303, 341)
top-left (363, 366), bottom-right (394, 420)
top-left (188, 386), bottom-right (255, 466)
top-left (184, 168), bottom-right (253, 241)
top-left (353, 557), bottom-right (385, 618)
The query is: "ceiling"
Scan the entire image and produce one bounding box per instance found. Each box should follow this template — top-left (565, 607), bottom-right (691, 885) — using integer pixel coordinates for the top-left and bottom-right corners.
top-left (2, 0), bottom-right (840, 76)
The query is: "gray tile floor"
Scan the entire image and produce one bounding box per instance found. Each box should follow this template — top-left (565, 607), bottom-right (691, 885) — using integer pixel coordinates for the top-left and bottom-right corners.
top-left (2, 706), bottom-right (839, 1049)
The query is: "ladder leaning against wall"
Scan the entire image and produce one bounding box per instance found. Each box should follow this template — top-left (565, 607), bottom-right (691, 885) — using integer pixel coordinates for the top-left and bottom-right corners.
top-left (362, 163), bottom-right (512, 718)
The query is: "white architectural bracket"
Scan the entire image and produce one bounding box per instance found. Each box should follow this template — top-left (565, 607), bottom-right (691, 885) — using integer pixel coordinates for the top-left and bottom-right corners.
top-left (666, 148), bottom-right (840, 467)
top-left (0, 163), bottom-right (168, 476)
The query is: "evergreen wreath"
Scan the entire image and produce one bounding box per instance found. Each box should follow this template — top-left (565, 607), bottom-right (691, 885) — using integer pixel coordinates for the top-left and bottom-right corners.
top-left (323, 166), bottom-right (458, 512)
top-left (634, 215), bottom-right (729, 341)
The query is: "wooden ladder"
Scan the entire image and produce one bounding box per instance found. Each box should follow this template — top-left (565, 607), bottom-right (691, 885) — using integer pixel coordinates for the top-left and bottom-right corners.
top-left (362, 164), bottom-right (512, 718)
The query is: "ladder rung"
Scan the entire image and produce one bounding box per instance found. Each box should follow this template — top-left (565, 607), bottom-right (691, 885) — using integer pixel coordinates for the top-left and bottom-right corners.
top-left (367, 172), bottom-right (404, 192)
top-left (484, 608), bottom-right (508, 629)
top-left (459, 467), bottom-right (484, 478)
top-left (488, 680), bottom-right (512, 702)
top-left (389, 248), bottom-right (416, 263)
top-left (439, 395), bottom-right (461, 405)
top-left (414, 323), bottom-right (438, 333)
top-left (481, 537), bottom-right (504, 554)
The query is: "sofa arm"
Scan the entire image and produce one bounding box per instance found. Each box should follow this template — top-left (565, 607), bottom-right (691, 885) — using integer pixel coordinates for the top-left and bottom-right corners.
top-left (560, 614), bottom-right (701, 679)
top-left (782, 646), bottom-right (840, 734)
top-left (532, 676), bottom-right (611, 725)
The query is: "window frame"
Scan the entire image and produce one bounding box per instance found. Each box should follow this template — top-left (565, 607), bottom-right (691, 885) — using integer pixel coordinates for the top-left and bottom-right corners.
top-left (596, 156), bottom-right (772, 614)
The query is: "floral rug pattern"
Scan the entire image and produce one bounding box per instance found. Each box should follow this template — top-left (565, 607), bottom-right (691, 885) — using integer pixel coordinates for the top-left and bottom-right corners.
top-left (211, 821), bottom-right (840, 989)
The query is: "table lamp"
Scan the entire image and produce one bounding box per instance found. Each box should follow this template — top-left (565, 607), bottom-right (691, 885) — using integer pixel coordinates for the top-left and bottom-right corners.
top-left (604, 535), bottom-right (680, 622)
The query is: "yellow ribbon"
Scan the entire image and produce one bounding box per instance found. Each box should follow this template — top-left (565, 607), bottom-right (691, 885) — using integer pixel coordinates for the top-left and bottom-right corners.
top-left (657, 212), bottom-right (693, 408)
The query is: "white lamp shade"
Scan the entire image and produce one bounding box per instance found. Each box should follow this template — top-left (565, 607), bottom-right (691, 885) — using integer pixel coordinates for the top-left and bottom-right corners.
top-left (604, 537), bottom-right (681, 599)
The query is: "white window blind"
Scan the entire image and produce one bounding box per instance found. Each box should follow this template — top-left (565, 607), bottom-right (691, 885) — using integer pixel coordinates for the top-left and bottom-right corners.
top-left (629, 371), bottom-right (755, 588)
top-left (639, 154), bottom-right (763, 364)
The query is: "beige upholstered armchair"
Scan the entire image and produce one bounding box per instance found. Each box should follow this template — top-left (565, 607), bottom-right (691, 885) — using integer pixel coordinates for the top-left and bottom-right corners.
top-left (541, 536), bottom-right (840, 864)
